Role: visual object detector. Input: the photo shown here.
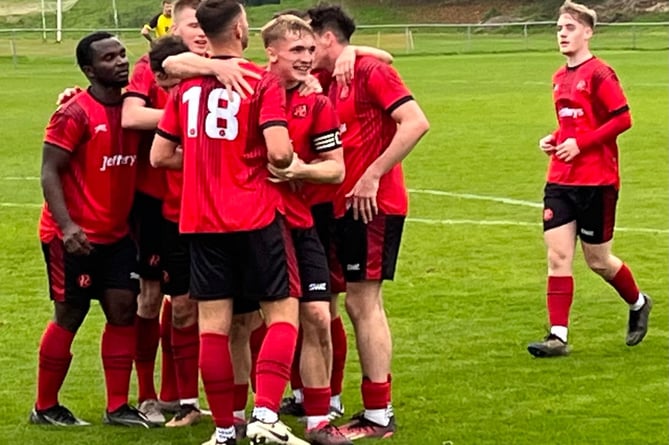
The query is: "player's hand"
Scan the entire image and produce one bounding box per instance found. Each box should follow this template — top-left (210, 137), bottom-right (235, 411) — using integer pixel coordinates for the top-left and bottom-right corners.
top-left (56, 86), bottom-right (82, 106)
top-left (298, 74), bottom-right (322, 96)
top-left (538, 134), bottom-right (556, 155)
top-left (212, 58), bottom-right (260, 100)
top-left (268, 153), bottom-right (305, 180)
top-left (334, 45), bottom-right (355, 99)
top-left (555, 137), bottom-right (580, 162)
top-left (62, 223), bottom-right (93, 256)
top-left (346, 171), bottom-right (380, 224)
top-left (141, 25), bottom-right (151, 36)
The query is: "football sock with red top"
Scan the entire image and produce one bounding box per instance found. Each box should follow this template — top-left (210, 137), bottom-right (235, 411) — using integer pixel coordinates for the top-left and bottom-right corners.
top-left (36, 322), bottom-right (75, 410)
top-left (102, 323), bottom-right (135, 412)
top-left (134, 315), bottom-right (159, 402)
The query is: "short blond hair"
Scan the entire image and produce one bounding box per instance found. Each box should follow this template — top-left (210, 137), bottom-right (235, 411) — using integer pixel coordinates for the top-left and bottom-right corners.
top-left (261, 14), bottom-right (313, 48)
top-left (559, 1), bottom-right (597, 29)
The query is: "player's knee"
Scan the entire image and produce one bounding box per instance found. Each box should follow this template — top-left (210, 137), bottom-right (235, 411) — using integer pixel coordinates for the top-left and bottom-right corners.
top-left (171, 296), bottom-right (197, 328)
top-left (300, 303), bottom-right (331, 331)
top-left (345, 295), bottom-right (377, 322)
top-left (54, 301), bottom-right (90, 333)
top-left (547, 248), bottom-right (572, 270)
top-left (585, 257), bottom-right (610, 277)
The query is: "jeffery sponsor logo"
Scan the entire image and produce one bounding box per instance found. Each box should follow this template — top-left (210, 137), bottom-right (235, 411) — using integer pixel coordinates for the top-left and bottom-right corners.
top-left (558, 107), bottom-right (584, 119)
top-left (100, 154), bottom-right (137, 171)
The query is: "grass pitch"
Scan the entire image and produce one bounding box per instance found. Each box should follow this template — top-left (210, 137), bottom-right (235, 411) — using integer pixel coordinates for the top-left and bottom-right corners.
top-left (0, 43), bottom-right (666, 445)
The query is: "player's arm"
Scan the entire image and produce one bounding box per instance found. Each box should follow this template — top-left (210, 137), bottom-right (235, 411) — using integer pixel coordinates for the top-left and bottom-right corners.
top-left (122, 59), bottom-right (164, 130)
top-left (269, 148), bottom-right (344, 184)
top-left (41, 143), bottom-right (92, 255)
top-left (348, 99), bottom-right (429, 223)
top-left (141, 13), bottom-right (160, 42)
top-left (122, 96), bottom-right (163, 130)
top-left (333, 45), bottom-right (393, 89)
top-left (162, 52), bottom-right (259, 98)
top-left (369, 100), bottom-right (429, 178)
top-left (556, 68), bottom-right (631, 162)
top-left (269, 98), bottom-right (343, 183)
top-left (264, 126), bottom-right (293, 169)
top-left (150, 134), bottom-right (182, 169)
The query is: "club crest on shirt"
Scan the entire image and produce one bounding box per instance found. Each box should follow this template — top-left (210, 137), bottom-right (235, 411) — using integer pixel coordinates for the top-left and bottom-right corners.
top-left (292, 104), bottom-right (308, 118)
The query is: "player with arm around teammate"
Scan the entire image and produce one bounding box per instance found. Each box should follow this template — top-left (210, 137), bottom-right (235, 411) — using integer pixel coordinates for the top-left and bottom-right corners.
top-left (307, 4), bottom-right (430, 440)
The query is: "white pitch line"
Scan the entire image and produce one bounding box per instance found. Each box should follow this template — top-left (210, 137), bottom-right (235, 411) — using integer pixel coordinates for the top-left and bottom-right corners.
top-left (407, 217), bottom-right (669, 234)
top-left (0, 202), bottom-right (41, 208)
top-left (3, 176), bottom-right (39, 180)
top-left (409, 188), bottom-right (543, 208)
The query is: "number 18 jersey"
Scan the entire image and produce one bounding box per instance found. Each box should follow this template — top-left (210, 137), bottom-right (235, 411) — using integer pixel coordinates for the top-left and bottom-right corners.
top-left (157, 60), bottom-right (287, 234)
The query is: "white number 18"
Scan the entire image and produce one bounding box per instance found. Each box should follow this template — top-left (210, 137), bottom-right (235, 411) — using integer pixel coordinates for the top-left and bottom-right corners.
top-left (182, 86), bottom-right (241, 140)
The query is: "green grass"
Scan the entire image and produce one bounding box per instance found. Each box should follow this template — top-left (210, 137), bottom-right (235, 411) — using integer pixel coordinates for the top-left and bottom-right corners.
top-left (0, 43), bottom-right (667, 445)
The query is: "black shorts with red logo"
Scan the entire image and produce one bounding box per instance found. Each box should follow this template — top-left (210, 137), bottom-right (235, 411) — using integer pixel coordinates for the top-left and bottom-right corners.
top-left (335, 209), bottom-right (405, 283)
top-left (543, 183), bottom-right (618, 244)
top-left (130, 191), bottom-right (165, 280)
top-left (311, 202), bottom-right (346, 294)
top-left (161, 219), bottom-right (190, 297)
top-left (188, 214), bottom-right (300, 304)
top-left (42, 236), bottom-right (139, 302)
top-left (292, 226), bottom-right (331, 303)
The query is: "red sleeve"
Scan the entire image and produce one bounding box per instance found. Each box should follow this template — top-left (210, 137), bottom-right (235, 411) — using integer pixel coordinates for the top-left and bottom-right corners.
top-left (125, 55), bottom-right (153, 104)
top-left (310, 95), bottom-right (341, 153)
top-left (576, 67), bottom-right (631, 150)
top-left (156, 86), bottom-right (181, 143)
top-left (366, 61), bottom-right (413, 114)
top-left (259, 73), bottom-right (288, 130)
top-left (44, 104), bottom-right (86, 153)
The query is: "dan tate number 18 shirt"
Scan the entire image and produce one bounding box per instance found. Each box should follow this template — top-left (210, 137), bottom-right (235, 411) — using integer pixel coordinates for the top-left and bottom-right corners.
top-left (157, 61), bottom-right (287, 234)
top-left (329, 56), bottom-right (414, 218)
top-left (39, 90), bottom-right (138, 244)
top-left (549, 57), bottom-right (631, 189)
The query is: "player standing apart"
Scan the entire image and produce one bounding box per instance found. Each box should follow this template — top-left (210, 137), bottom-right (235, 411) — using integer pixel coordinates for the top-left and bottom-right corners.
top-left (31, 32), bottom-right (156, 428)
top-left (307, 5), bottom-right (430, 440)
top-left (527, 0), bottom-right (651, 358)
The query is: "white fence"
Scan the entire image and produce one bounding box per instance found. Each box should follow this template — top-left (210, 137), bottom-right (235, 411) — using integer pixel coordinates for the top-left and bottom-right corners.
top-left (1, 21), bottom-right (667, 65)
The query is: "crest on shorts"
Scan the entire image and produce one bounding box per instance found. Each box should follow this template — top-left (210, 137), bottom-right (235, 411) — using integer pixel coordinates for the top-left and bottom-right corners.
top-left (78, 274), bottom-right (92, 288)
top-left (292, 104), bottom-right (308, 118)
top-left (543, 208), bottom-right (554, 221)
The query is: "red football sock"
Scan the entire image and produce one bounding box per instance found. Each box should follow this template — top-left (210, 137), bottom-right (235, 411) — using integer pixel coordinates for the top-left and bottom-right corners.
top-left (200, 332), bottom-right (234, 428)
top-left (134, 315), bottom-right (159, 402)
top-left (233, 383), bottom-right (249, 412)
top-left (290, 328), bottom-right (304, 391)
top-left (159, 299), bottom-right (179, 403)
top-left (102, 323), bottom-right (135, 412)
top-left (361, 377), bottom-right (390, 410)
top-left (36, 322), bottom-right (75, 410)
top-left (249, 322), bottom-right (266, 394)
top-left (255, 322), bottom-right (298, 412)
top-left (330, 316), bottom-right (347, 396)
top-left (546, 275), bottom-right (574, 328)
top-left (172, 323), bottom-right (200, 401)
top-left (607, 264), bottom-right (641, 304)
top-left (303, 387), bottom-right (331, 418)
top-left (387, 373), bottom-right (393, 406)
